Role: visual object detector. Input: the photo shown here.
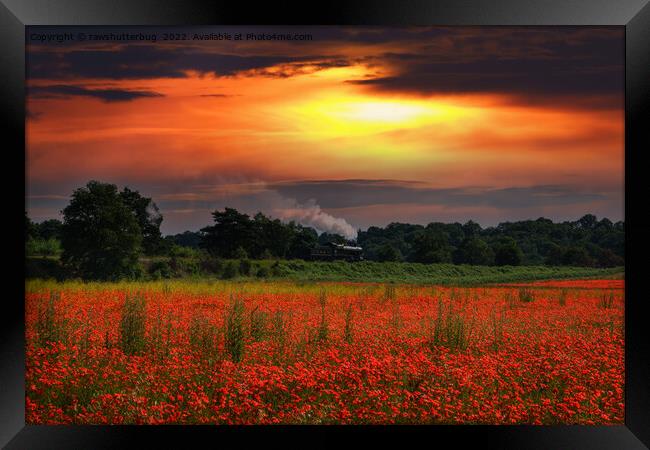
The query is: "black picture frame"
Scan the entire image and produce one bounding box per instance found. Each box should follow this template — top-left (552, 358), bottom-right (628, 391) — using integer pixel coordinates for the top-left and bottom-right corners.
top-left (2, 1), bottom-right (649, 448)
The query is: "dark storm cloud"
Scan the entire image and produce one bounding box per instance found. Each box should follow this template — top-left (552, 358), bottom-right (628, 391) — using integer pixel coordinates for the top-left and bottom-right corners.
top-left (348, 36), bottom-right (623, 97)
top-left (270, 180), bottom-right (604, 210)
top-left (27, 44), bottom-right (350, 80)
top-left (26, 26), bottom-right (623, 101)
top-left (28, 84), bottom-right (164, 102)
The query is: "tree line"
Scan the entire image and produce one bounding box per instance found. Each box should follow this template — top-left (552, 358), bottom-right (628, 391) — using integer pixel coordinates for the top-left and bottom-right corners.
top-left (26, 180), bottom-right (624, 280)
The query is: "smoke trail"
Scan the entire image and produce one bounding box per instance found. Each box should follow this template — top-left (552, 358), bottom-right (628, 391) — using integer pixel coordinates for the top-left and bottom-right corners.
top-left (273, 198), bottom-right (357, 240)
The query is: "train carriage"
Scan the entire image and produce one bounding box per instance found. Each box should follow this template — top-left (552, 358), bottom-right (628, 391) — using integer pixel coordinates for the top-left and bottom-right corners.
top-left (310, 242), bottom-right (363, 262)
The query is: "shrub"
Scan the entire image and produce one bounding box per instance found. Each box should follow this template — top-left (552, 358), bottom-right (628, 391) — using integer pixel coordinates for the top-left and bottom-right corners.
top-left (429, 298), bottom-right (472, 352)
top-left (599, 291), bottom-right (615, 309)
top-left (233, 246), bottom-right (248, 260)
top-left (199, 254), bottom-right (224, 275)
top-left (173, 258), bottom-right (200, 277)
top-left (239, 259), bottom-right (252, 276)
top-left (149, 260), bottom-right (172, 279)
top-left (222, 261), bottom-right (239, 279)
top-left (518, 288), bottom-right (535, 303)
top-left (26, 238), bottom-right (62, 257)
top-left (270, 261), bottom-right (282, 277)
top-left (118, 293), bottom-right (147, 355)
top-left (256, 266), bottom-right (270, 278)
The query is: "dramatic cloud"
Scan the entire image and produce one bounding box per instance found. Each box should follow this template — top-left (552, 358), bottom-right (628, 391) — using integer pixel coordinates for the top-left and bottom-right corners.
top-left (27, 45), bottom-right (350, 80)
top-left (347, 36), bottom-right (623, 99)
top-left (25, 26), bottom-right (624, 233)
top-left (28, 84), bottom-right (163, 102)
top-left (271, 180), bottom-right (606, 210)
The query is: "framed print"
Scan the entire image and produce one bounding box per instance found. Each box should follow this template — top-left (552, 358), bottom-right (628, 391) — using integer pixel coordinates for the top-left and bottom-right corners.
top-left (2, 0), bottom-right (649, 448)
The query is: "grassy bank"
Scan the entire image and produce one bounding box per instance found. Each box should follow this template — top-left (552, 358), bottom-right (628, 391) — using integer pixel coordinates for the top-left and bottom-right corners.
top-left (27, 256), bottom-right (623, 286)
top-left (258, 260), bottom-right (622, 285)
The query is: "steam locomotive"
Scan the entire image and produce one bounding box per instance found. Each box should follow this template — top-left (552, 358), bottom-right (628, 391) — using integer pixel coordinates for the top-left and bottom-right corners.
top-left (310, 242), bottom-right (363, 262)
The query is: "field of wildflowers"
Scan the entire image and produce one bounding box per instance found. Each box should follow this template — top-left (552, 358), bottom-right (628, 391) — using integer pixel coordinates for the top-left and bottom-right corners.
top-left (25, 278), bottom-right (624, 424)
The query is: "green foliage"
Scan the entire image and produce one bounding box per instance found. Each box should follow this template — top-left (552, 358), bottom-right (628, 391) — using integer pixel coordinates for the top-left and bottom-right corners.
top-left (376, 244), bottom-right (402, 262)
top-left (35, 291), bottom-right (66, 346)
top-left (518, 288), bottom-right (535, 303)
top-left (454, 236), bottom-right (494, 265)
top-left (270, 260), bottom-right (283, 277)
top-left (222, 261), bottom-right (239, 279)
top-left (148, 260), bottom-right (172, 280)
top-left (249, 306), bottom-right (269, 341)
top-left (200, 208), bottom-right (254, 258)
top-left (560, 246), bottom-right (594, 267)
top-left (60, 181), bottom-right (143, 281)
top-left (409, 229), bottom-right (453, 263)
top-left (119, 187), bottom-right (164, 255)
top-left (26, 238), bottom-right (62, 257)
top-left (239, 258), bottom-right (252, 276)
top-left (225, 295), bottom-right (246, 363)
top-left (246, 260), bottom-right (621, 285)
top-left (429, 298), bottom-right (472, 352)
top-left (599, 291), bottom-right (615, 309)
top-left (233, 246), bottom-right (248, 260)
top-left (118, 293), bottom-right (147, 355)
top-left (34, 219), bottom-right (63, 241)
top-left (494, 238), bottom-right (523, 266)
top-left (199, 207), bottom-right (319, 260)
top-left (169, 244), bottom-right (201, 258)
top-left (197, 253), bottom-right (223, 275)
top-left (25, 212), bottom-right (37, 242)
top-left (256, 265), bottom-right (270, 278)
top-left (358, 214), bottom-right (622, 268)
top-left (26, 257), bottom-right (67, 280)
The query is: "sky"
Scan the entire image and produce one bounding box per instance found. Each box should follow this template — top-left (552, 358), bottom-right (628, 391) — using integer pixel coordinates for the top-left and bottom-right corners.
top-left (25, 26), bottom-right (624, 237)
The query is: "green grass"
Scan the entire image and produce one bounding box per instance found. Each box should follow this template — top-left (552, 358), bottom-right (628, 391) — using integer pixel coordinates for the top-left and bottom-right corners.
top-left (27, 255), bottom-right (623, 286)
top-left (257, 260), bottom-right (623, 286)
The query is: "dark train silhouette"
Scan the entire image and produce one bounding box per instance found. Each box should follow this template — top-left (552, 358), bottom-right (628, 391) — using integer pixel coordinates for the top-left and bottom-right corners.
top-left (310, 242), bottom-right (363, 262)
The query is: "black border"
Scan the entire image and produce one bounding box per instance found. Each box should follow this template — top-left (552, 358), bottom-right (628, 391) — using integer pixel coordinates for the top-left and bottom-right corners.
top-left (2, 1), bottom-right (649, 448)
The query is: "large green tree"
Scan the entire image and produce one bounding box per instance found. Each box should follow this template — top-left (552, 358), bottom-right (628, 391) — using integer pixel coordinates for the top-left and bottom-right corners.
top-left (119, 187), bottom-right (163, 255)
top-left (454, 236), bottom-right (494, 265)
top-left (200, 208), bottom-right (254, 258)
top-left (409, 229), bottom-right (453, 263)
top-left (493, 237), bottom-right (523, 266)
top-left (61, 181), bottom-right (142, 280)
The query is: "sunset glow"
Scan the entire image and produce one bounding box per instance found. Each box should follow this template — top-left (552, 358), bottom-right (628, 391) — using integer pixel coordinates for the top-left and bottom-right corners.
top-left (26, 26), bottom-right (624, 234)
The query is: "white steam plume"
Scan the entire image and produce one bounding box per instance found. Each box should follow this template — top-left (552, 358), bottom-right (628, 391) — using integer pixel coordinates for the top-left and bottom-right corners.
top-left (273, 198), bottom-right (357, 240)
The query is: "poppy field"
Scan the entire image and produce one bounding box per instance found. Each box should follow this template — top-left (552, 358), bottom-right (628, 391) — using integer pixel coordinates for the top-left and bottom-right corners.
top-left (25, 278), bottom-right (624, 425)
